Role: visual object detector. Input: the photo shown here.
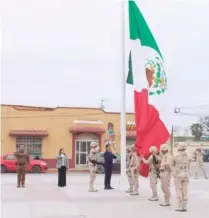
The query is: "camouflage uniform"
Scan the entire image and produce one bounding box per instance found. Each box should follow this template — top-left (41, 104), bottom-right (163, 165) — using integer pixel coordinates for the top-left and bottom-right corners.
top-left (125, 145), bottom-right (133, 193)
top-left (88, 141), bottom-right (100, 192)
top-left (194, 149), bottom-right (208, 179)
top-left (14, 146), bottom-right (29, 188)
top-left (142, 146), bottom-right (161, 201)
top-left (173, 143), bottom-right (190, 212)
top-left (129, 145), bottom-right (139, 195)
top-left (188, 157), bottom-right (192, 177)
top-left (159, 144), bottom-right (172, 206)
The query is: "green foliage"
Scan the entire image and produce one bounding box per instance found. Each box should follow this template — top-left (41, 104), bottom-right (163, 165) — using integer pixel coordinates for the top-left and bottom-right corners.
top-left (190, 123), bottom-right (203, 141)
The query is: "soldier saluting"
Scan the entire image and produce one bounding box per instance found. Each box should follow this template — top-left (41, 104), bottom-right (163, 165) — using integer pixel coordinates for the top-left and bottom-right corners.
top-left (141, 146), bottom-right (161, 201)
top-left (14, 144), bottom-right (30, 188)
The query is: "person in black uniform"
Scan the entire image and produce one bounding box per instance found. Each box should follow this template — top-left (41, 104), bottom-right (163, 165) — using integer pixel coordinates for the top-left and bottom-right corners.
top-left (103, 143), bottom-right (117, 190)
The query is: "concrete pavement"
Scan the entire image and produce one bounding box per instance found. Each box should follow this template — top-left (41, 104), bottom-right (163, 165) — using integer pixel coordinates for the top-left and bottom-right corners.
top-left (1, 164), bottom-right (209, 218)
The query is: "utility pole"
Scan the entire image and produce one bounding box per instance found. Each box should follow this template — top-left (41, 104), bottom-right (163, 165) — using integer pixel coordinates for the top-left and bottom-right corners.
top-left (100, 98), bottom-right (106, 110)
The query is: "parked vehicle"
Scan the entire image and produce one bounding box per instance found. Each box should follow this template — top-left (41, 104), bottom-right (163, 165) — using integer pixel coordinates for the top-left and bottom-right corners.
top-left (0, 154), bottom-right (48, 173)
top-left (96, 152), bottom-right (121, 174)
top-left (203, 149), bottom-right (209, 162)
top-left (192, 149), bottom-right (209, 162)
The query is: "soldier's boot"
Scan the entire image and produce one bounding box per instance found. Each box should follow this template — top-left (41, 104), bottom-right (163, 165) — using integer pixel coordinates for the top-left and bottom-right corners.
top-left (149, 185), bottom-right (158, 201)
top-left (148, 196), bottom-right (159, 201)
top-left (159, 200), bottom-right (170, 206)
top-left (17, 180), bottom-right (20, 188)
top-left (148, 188), bottom-right (158, 200)
top-left (125, 186), bottom-right (133, 193)
top-left (194, 172), bottom-right (199, 179)
top-left (175, 198), bottom-right (183, 212)
top-left (182, 201), bottom-right (188, 212)
top-left (203, 171), bottom-right (208, 179)
top-left (130, 186), bottom-right (139, 196)
top-left (21, 178), bottom-right (25, 188)
top-left (130, 192), bottom-right (139, 196)
top-left (88, 183), bottom-right (98, 192)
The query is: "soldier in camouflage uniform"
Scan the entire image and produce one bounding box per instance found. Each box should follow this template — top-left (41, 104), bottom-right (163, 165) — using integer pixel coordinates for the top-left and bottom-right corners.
top-left (188, 157), bottom-right (192, 177)
top-left (88, 141), bottom-right (100, 192)
top-left (129, 145), bottom-right (139, 195)
top-left (125, 145), bottom-right (133, 193)
top-left (193, 148), bottom-right (208, 179)
top-left (159, 144), bottom-right (173, 206)
top-left (173, 143), bottom-right (190, 212)
top-left (142, 146), bottom-right (161, 201)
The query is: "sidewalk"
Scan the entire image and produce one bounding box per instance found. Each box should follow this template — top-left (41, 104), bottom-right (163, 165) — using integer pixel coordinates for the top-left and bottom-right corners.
top-left (1, 173), bottom-right (209, 218)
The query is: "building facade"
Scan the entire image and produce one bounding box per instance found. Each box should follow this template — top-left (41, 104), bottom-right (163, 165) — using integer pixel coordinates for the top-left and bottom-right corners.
top-left (1, 104), bottom-right (136, 169)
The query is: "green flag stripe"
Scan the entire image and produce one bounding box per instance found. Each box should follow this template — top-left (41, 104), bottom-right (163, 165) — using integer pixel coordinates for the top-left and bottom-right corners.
top-left (126, 51), bottom-right (134, 85)
top-left (129, 0), bottom-right (163, 60)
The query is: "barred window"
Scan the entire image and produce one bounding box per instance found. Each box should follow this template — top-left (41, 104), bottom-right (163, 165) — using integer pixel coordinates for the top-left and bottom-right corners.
top-left (16, 136), bottom-right (42, 158)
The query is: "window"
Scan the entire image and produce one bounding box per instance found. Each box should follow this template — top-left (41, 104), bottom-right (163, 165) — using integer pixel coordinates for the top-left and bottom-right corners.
top-left (5, 155), bottom-right (15, 160)
top-left (75, 140), bottom-right (98, 167)
top-left (16, 136), bottom-right (42, 157)
top-left (126, 139), bottom-right (135, 146)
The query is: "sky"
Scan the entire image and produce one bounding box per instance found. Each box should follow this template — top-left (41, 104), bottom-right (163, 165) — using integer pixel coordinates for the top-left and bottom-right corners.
top-left (1, 0), bottom-right (209, 126)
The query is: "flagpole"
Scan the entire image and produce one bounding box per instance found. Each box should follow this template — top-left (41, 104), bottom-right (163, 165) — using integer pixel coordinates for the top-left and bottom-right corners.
top-left (120, 0), bottom-right (127, 190)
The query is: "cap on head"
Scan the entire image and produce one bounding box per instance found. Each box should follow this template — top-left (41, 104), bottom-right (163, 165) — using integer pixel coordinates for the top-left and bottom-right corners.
top-left (160, 144), bottom-right (169, 152)
top-left (149, 146), bottom-right (157, 153)
top-left (177, 142), bottom-right (187, 151)
top-left (90, 141), bottom-right (97, 148)
top-left (126, 145), bottom-right (132, 152)
top-left (131, 144), bottom-right (136, 151)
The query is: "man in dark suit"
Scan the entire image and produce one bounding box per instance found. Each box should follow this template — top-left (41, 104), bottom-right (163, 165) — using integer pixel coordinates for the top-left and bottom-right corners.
top-left (103, 143), bottom-right (117, 190)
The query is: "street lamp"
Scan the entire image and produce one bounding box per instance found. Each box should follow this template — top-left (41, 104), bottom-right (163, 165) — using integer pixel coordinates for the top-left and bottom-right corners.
top-left (174, 107), bottom-right (209, 131)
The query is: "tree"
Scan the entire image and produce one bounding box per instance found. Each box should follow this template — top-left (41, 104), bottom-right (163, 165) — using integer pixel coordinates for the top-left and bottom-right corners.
top-left (199, 116), bottom-right (209, 134)
top-left (190, 123), bottom-right (203, 141)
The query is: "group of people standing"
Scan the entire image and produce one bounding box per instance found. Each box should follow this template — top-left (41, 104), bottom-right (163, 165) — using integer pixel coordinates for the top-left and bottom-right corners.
top-left (125, 142), bottom-right (208, 212)
top-left (88, 141), bottom-right (208, 213)
top-left (14, 142), bottom-right (207, 213)
top-left (88, 141), bottom-right (117, 192)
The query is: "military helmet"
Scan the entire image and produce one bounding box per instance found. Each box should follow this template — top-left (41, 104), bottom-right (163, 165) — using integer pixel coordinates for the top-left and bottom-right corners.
top-left (160, 144), bottom-right (169, 151)
top-left (149, 146), bottom-right (157, 153)
top-left (131, 144), bottom-right (136, 151)
top-left (90, 141), bottom-right (97, 148)
top-left (177, 142), bottom-right (187, 151)
top-left (126, 145), bottom-right (132, 153)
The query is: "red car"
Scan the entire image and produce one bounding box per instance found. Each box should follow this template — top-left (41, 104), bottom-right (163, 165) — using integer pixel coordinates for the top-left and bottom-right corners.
top-left (0, 154), bottom-right (48, 173)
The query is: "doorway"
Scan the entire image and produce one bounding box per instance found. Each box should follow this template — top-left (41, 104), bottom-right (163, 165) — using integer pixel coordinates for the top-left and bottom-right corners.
top-left (75, 140), bottom-right (99, 167)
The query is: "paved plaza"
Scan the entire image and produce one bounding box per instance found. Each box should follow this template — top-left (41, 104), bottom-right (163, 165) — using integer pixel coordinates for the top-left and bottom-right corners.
top-left (1, 163), bottom-right (209, 218)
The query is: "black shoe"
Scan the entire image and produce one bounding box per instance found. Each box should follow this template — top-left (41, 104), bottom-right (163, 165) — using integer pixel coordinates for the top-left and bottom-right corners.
top-left (175, 209), bottom-right (184, 212)
top-left (109, 187), bottom-right (114, 189)
top-left (104, 187), bottom-right (109, 190)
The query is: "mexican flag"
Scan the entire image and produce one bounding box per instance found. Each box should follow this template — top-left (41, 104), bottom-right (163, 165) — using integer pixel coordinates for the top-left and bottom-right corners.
top-left (127, 1), bottom-right (172, 177)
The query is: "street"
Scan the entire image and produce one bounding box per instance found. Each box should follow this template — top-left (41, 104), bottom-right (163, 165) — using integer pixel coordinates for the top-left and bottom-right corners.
top-left (1, 163), bottom-right (209, 218)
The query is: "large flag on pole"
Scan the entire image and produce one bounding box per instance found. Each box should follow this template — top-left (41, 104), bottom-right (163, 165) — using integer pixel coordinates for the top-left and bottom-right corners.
top-left (127, 1), bottom-right (172, 177)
